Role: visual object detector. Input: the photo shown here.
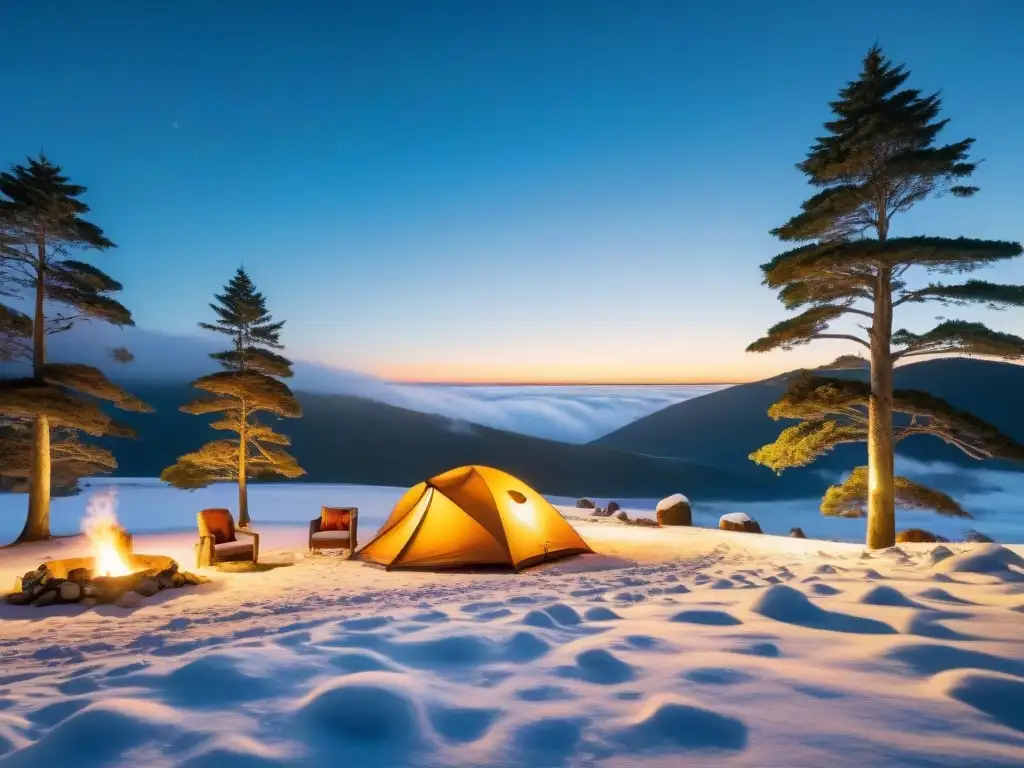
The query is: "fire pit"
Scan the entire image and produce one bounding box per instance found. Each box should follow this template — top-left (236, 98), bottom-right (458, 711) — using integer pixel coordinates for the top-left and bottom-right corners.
top-left (7, 553), bottom-right (209, 608)
top-left (5, 498), bottom-right (208, 608)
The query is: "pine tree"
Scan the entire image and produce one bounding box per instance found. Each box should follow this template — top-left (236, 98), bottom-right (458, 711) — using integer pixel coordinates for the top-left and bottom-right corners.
top-left (747, 48), bottom-right (1024, 548)
top-left (161, 268), bottom-right (304, 526)
top-left (0, 155), bottom-right (152, 541)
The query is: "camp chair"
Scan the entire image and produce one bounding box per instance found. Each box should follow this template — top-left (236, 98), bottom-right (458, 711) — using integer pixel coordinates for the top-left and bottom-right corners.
top-left (195, 508), bottom-right (259, 568)
top-left (309, 506), bottom-right (358, 555)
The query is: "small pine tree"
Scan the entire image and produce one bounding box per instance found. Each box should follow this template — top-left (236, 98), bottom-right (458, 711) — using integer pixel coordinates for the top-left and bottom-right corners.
top-left (747, 47), bottom-right (1024, 548)
top-left (161, 267), bottom-right (304, 526)
top-left (0, 155), bottom-right (152, 542)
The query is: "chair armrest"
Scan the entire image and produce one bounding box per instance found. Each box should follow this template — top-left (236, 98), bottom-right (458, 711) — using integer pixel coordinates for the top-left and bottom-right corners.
top-left (236, 528), bottom-right (259, 562)
top-left (195, 534), bottom-right (215, 568)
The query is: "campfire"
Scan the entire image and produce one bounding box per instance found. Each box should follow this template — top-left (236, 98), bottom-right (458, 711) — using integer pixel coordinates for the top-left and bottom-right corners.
top-left (6, 488), bottom-right (209, 608)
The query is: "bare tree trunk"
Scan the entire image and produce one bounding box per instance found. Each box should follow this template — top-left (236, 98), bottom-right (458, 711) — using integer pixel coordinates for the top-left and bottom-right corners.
top-left (237, 401), bottom-right (249, 528)
top-left (19, 245), bottom-right (51, 543)
top-left (866, 265), bottom-right (896, 549)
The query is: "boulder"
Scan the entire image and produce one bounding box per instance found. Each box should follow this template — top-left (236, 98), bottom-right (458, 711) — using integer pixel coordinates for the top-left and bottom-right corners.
top-left (116, 591), bottom-right (143, 608)
top-left (964, 530), bottom-right (995, 543)
top-left (134, 578), bottom-right (161, 598)
top-left (67, 567), bottom-right (93, 582)
top-left (59, 582), bottom-right (82, 602)
top-left (615, 510), bottom-right (630, 523)
top-left (31, 590), bottom-right (57, 608)
top-left (576, 498), bottom-right (596, 509)
top-left (606, 501), bottom-right (621, 514)
top-left (896, 528), bottom-right (941, 544)
top-left (719, 513), bottom-right (762, 534)
top-left (789, 527), bottom-right (807, 539)
top-left (5, 590), bottom-right (33, 606)
top-left (656, 494), bottom-right (692, 526)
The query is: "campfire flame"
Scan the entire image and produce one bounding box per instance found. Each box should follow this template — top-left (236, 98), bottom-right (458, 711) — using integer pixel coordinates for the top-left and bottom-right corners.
top-left (81, 488), bottom-right (133, 577)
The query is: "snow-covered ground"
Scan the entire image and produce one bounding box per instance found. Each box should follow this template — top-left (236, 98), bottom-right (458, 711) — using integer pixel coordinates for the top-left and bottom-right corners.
top-left (1, 482), bottom-right (1022, 767)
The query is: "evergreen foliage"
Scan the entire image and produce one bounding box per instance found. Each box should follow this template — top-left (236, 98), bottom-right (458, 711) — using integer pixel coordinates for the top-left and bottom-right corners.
top-left (0, 155), bottom-right (150, 541)
top-left (160, 268), bottom-right (304, 526)
top-left (746, 48), bottom-right (1024, 547)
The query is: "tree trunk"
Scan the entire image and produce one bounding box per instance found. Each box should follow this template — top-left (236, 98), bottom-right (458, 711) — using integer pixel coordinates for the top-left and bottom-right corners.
top-left (237, 402), bottom-right (249, 528)
top-left (20, 244), bottom-right (51, 543)
top-left (866, 266), bottom-right (896, 549)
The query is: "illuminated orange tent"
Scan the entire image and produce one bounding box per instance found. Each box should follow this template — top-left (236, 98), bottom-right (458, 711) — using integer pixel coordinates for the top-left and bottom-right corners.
top-left (354, 465), bottom-right (593, 571)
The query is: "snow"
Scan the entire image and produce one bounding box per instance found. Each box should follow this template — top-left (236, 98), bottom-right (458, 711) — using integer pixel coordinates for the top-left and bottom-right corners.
top-left (719, 512), bottom-right (752, 525)
top-left (655, 494), bottom-right (689, 512)
top-left (1, 481), bottom-right (1023, 766)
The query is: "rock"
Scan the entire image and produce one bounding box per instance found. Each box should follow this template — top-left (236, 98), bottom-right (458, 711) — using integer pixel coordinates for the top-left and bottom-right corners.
top-left (157, 573), bottom-right (175, 589)
top-left (133, 578), bottom-right (160, 597)
top-left (964, 530), bottom-right (995, 543)
top-left (79, 598), bottom-right (98, 608)
top-left (82, 584), bottom-right (99, 598)
top-left (67, 567), bottom-right (93, 582)
top-left (630, 517), bottom-right (659, 527)
top-left (116, 591), bottom-right (143, 608)
top-left (656, 494), bottom-right (692, 526)
top-left (615, 510), bottom-right (630, 522)
top-left (31, 590), bottom-right (57, 607)
top-left (5, 590), bottom-right (33, 606)
top-left (789, 527), bottom-right (807, 539)
top-left (576, 498), bottom-right (596, 509)
top-left (171, 572), bottom-right (187, 588)
top-left (719, 513), bottom-right (762, 534)
top-left (606, 501), bottom-right (621, 514)
top-left (59, 582), bottom-right (82, 602)
top-left (591, 508), bottom-right (613, 518)
top-left (896, 528), bottom-right (940, 544)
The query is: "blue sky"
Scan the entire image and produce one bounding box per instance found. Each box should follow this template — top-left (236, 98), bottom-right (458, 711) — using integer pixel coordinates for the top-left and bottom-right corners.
top-left (2, 1), bottom-right (1022, 382)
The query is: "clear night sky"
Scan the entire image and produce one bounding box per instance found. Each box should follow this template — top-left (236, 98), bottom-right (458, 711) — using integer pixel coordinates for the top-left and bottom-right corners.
top-left (3, 1), bottom-right (1022, 383)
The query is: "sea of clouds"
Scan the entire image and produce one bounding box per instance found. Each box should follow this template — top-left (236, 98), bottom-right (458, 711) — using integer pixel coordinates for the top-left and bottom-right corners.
top-left (12, 324), bottom-right (719, 443)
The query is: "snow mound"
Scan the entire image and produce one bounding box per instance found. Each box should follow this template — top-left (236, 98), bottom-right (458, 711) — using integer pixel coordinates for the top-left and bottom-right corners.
top-left (4, 699), bottom-right (197, 765)
top-left (933, 669), bottom-right (1024, 734)
top-left (555, 648), bottom-right (634, 685)
top-left (669, 609), bottom-right (743, 626)
top-left (856, 585), bottom-right (928, 609)
top-left (293, 672), bottom-right (430, 755)
top-left (750, 584), bottom-right (896, 634)
top-left (583, 606), bottom-right (621, 621)
top-left (608, 695), bottom-right (748, 753)
top-left (932, 544), bottom-right (1024, 580)
top-left (656, 494), bottom-right (689, 511)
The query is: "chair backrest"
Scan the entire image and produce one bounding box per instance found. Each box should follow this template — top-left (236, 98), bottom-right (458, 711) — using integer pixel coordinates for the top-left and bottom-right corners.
top-left (321, 506), bottom-right (357, 532)
top-left (198, 508), bottom-right (236, 544)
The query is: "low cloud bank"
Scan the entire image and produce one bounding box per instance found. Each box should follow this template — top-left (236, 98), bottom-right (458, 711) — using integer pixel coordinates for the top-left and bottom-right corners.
top-left (21, 324), bottom-right (714, 443)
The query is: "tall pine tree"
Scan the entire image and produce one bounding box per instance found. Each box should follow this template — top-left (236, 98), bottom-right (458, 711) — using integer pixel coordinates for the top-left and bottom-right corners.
top-left (0, 155), bottom-right (152, 541)
top-left (161, 268), bottom-right (304, 526)
top-left (747, 48), bottom-right (1024, 548)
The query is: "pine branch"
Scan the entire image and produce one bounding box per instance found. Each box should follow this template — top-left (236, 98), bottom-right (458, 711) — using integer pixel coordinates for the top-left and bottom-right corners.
top-left (895, 280), bottom-right (1024, 309)
top-left (746, 305), bottom-right (868, 353)
top-left (0, 379), bottom-right (137, 437)
top-left (39, 363), bottom-right (153, 412)
top-left (749, 419), bottom-right (865, 473)
top-left (892, 321), bottom-right (1024, 361)
top-left (821, 467), bottom-right (970, 518)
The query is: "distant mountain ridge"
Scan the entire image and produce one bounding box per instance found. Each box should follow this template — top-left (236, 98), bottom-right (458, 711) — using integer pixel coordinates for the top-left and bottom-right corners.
top-left (85, 381), bottom-right (824, 501)
top-left (595, 358), bottom-right (1024, 476)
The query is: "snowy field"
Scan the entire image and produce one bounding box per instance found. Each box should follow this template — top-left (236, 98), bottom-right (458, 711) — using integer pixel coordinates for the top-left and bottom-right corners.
top-left (0, 482), bottom-right (1023, 767)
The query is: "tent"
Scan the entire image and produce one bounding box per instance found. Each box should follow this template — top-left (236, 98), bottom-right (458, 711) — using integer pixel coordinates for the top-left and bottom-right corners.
top-left (354, 465), bottom-right (593, 571)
